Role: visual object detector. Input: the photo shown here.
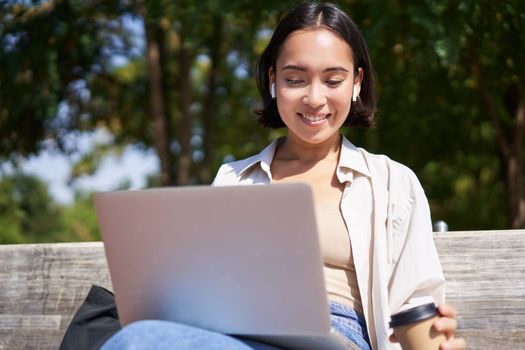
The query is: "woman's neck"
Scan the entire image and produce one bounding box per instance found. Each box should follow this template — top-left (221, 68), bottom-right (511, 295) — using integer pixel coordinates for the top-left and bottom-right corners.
top-left (275, 133), bottom-right (342, 165)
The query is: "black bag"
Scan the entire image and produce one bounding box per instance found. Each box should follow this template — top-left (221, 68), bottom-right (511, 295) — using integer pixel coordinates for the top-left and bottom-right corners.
top-left (59, 285), bottom-right (121, 350)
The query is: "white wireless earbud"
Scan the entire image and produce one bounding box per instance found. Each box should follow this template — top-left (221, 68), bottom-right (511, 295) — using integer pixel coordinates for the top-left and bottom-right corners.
top-left (352, 84), bottom-right (359, 102)
top-left (271, 82), bottom-right (276, 99)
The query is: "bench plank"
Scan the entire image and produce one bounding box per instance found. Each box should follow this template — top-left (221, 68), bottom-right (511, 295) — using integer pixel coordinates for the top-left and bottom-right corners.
top-left (0, 230), bottom-right (524, 349)
top-left (0, 242), bottom-right (111, 350)
top-left (434, 230), bottom-right (525, 349)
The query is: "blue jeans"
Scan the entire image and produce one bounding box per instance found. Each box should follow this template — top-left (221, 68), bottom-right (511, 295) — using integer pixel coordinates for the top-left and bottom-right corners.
top-left (101, 302), bottom-right (371, 350)
top-left (328, 302), bottom-right (371, 350)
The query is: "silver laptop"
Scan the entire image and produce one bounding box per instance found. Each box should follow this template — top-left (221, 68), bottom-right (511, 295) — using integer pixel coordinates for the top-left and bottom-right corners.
top-left (94, 183), bottom-right (360, 350)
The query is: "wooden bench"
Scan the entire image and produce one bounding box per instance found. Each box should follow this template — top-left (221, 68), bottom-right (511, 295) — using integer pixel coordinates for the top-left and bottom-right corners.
top-left (1, 230), bottom-right (524, 349)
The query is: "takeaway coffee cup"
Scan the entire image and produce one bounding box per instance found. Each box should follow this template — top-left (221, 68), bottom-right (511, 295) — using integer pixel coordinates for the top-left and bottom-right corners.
top-left (389, 303), bottom-right (447, 350)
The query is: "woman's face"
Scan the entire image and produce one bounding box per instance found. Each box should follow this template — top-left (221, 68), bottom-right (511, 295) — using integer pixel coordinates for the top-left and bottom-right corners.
top-left (270, 28), bottom-right (362, 146)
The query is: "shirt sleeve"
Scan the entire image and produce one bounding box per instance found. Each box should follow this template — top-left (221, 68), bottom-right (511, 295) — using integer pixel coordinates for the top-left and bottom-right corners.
top-left (387, 172), bottom-right (446, 313)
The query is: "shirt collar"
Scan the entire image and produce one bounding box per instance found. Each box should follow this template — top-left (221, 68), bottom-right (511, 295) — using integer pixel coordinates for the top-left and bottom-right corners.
top-left (237, 135), bottom-right (370, 183)
top-left (337, 136), bottom-right (371, 183)
top-left (238, 138), bottom-right (281, 180)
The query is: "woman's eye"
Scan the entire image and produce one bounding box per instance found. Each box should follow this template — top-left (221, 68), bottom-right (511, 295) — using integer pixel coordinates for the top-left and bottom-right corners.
top-left (326, 80), bottom-right (343, 87)
top-left (286, 79), bottom-right (305, 86)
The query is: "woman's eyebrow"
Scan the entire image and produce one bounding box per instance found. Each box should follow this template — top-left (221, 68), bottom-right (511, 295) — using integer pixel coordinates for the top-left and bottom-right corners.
top-left (282, 64), bottom-right (307, 72)
top-left (324, 67), bottom-right (349, 73)
top-left (281, 64), bottom-right (349, 73)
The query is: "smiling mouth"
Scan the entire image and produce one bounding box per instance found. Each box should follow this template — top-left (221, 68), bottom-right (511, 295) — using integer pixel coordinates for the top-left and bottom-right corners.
top-left (298, 113), bottom-right (331, 122)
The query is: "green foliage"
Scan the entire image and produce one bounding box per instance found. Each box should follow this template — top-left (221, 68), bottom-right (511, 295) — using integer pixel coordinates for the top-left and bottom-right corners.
top-left (0, 175), bottom-right (25, 243)
top-left (0, 173), bottom-right (100, 243)
top-left (338, 0), bottom-right (525, 229)
top-left (0, 173), bottom-right (62, 243)
top-left (61, 192), bottom-right (101, 241)
top-left (0, 0), bottom-right (132, 158)
top-left (1, 0), bottom-right (524, 240)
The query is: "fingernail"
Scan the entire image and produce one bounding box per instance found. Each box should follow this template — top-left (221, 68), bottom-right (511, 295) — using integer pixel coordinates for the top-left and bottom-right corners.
top-left (441, 341), bottom-right (451, 350)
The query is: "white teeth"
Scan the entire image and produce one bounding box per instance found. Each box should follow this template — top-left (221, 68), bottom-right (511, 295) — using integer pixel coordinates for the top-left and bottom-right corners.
top-left (301, 114), bottom-right (328, 122)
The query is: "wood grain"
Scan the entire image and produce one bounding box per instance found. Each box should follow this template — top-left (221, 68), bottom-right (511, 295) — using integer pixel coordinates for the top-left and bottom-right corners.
top-left (0, 242), bottom-right (111, 350)
top-left (0, 230), bottom-right (524, 349)
top-left (434, 230), bottom-right (525, 349)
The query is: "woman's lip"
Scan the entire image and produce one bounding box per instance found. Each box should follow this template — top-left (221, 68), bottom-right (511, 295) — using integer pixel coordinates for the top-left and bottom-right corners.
top-left (298, 113), bottom-right (331, 124)
top-left (298, 113), bottom-right (330, 121)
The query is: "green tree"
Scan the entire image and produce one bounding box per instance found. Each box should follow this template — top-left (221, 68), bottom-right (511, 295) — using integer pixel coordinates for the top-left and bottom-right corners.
top-left (339, 0), bottom-right (524, 229)
top-left (61, 192), bottom-right (101, 241)
top-left (0, 174), bottom-right (25, 243)
top-left (81, 0), bottom-right (296, 186)
top-left (0, 171), bottom-right (102, 243)
top-left (1, 0), bottom-right (523, 234)
top-left (0, 0), bottom-right (132, 158)
top-left (0, 173), bottom-right (64, 243)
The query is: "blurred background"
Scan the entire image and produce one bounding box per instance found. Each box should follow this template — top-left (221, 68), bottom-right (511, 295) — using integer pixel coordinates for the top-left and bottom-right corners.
top-left (1, 0), bottom-right (524, 243)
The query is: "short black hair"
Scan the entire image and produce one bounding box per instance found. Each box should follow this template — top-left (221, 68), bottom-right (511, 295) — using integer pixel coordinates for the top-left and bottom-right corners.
top-left (255, 1), bottom-right (376, 128)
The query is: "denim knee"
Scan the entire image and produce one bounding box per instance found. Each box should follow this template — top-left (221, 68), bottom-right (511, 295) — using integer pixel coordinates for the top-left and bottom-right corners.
top-left (100, 320), bottom-right (254, 350)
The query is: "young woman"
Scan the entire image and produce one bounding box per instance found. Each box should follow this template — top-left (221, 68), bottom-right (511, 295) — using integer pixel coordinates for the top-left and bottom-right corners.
top-left (101, 2), bottom-right (466, 349)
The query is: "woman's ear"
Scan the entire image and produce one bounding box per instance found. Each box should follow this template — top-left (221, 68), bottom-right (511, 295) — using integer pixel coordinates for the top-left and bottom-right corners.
top-left (355, 67), bottom-right (364, 88)
top-left (353, 67), bottom-right (364, 101)
top-left (268, 67), bottom-right (276, 99)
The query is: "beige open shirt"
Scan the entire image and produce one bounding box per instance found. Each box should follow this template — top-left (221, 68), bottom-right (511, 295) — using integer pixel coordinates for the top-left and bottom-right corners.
top-left (212, 135), bottom-right (445, 350)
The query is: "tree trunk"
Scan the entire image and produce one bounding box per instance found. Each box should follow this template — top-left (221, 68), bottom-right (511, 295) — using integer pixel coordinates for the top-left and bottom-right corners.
top-left (177, 25), bottom-right (193, 185)
top-left (506, 85), bottom-right (525, 228)
top-left (141, 6), bottom-right (172, 186)
top-left (199, 15), bottom-right (223, 184)
top-left (479, 78), bottom-right (525, 228)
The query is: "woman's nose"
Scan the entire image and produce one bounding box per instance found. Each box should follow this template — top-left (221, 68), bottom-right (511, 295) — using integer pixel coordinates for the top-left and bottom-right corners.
top-left (302, 83), bottom-right (327, 108)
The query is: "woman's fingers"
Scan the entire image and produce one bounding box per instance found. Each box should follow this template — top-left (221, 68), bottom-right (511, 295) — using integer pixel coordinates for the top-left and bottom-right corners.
top-left (433, 316), bottom-right (458, 338)
top-left (391, 304), bottom-right (465, 349)
top-left (389, 333), bottom-right (398, 343)
top-left (435, 304), bottom-right (465, 350)
top-left (440, 337), bottom-right (467, 350)
top-left (437, 304), bottom-right (457, 318)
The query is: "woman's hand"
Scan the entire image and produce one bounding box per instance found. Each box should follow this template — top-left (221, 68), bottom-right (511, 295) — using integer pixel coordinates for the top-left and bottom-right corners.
top-left (433, 304), bottom-right (466, 350)
top-left (389, 304), bottom-right (466, 350)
